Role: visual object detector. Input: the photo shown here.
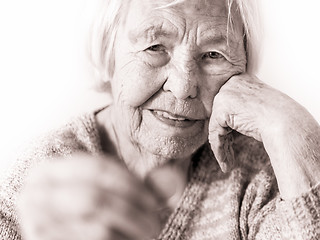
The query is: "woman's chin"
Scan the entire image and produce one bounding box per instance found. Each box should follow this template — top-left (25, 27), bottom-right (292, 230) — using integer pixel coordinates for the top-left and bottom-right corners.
top-left (117, 106), bottom-right (208, 168)
top-left (135, 117), bottom-right (208, 160)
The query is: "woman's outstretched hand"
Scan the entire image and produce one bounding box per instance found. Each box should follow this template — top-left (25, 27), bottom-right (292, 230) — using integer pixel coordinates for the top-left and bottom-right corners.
top-left (209, 73), bottom-right (320, 199)
top-left (18, 154), bottom-right (163, 240)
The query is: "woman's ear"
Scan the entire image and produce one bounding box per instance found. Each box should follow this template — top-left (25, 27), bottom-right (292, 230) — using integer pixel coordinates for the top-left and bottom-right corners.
top-left (91, 63), bottom-right (113, 93)
top-left (96, 78), bottom-right (112, 93)
top-left (99, 53), bottom-right (115, 93)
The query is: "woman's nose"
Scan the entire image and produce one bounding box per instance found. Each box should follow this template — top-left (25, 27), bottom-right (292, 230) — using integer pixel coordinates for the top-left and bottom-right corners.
top-left (163, 63), bottom-right (198, 100)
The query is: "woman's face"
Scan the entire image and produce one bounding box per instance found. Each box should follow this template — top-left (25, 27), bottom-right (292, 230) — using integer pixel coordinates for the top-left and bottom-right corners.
top-left (111, 0), bottom-right (246, 162)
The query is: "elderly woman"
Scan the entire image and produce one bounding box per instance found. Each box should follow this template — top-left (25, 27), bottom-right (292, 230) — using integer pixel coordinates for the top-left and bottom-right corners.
top-left (1, 0), bottom-right (320, 239)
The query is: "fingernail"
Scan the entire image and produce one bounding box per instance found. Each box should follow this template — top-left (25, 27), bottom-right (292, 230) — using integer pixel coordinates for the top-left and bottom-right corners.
top-left (219, 159), bottom-right (229, 173)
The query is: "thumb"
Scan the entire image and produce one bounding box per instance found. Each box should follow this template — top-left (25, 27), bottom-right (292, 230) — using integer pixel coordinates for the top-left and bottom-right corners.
top-left (208, 116), bottom-right (235, 173)
top-left (145, 164), bottom-right (187, 211)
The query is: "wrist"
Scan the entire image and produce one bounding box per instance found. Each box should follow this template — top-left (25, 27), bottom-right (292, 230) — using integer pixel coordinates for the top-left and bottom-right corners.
top-left (261, 112), bottom-right (320, 199)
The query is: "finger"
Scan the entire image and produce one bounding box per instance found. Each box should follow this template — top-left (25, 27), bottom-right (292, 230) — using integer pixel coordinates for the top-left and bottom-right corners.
top-left (107, 229), bottom-right (133, 240)
top-left (22, 188), bottom-right (161, 240)
top-left (145, 163), bottom-right (187, 211)
top-left (97, 174), bottom-right (161, 214)
top-left (100, 195), bottom-right (161, 240)
top-left (81, 154), bottom-right (164, 211)
top-left (208, 115), bottom-right (235, 173)
top-left (60, 154), bottom-right (162, 212)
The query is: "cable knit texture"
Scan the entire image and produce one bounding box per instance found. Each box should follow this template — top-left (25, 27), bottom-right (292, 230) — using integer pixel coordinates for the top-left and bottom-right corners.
top-left (0, 111), bottom-right (319, 240)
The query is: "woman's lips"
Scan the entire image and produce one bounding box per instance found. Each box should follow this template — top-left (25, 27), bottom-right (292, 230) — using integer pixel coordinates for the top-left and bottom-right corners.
top-left (150, 110), bottom-right (197, 128)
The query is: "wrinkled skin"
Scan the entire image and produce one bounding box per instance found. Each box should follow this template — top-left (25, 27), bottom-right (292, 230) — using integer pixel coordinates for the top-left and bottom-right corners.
top-left (109, 0), bottom-right (246, 175)
top-left (19, 0), bottom-right (320, 239)
top-left (210, 73), bottom-right (320, 198)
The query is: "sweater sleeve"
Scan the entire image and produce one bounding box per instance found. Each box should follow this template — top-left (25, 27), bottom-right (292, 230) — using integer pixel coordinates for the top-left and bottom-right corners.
top-left (0, 113), bottom-right (102, 240)
top-left (245, 176), bottom-right (320, 240)
top-left (275, 183), bottom-right (320, 239)
top-left (0, 196), bottom-right (21, 240)
top-left (237, 138), bottom-right (320, 240)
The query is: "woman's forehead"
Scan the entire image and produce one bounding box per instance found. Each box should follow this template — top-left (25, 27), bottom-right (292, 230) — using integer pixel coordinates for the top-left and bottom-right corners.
top-left (121, 0), bottom-right (243, 42)
top-left (127, 0), bottom-right (228, 17)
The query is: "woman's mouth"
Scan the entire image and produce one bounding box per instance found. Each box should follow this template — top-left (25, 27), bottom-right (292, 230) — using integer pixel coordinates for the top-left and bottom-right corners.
top-left (153, 110), bottom-right (188, 121)
top-left (150, 110), bottom-right (196, 128)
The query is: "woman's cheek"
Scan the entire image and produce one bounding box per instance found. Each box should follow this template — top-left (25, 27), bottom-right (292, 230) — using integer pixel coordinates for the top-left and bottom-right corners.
top-left (200, 68), bottom-right (242, 118)
top-left (114, 61), bottom-right (166, 107)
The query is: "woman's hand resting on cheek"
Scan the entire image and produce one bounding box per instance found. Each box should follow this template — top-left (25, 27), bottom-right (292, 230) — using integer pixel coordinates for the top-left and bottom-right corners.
top-left (209, 73), bottom-right (320, 199)
top-left (18, 154), bottom-right (163, 240)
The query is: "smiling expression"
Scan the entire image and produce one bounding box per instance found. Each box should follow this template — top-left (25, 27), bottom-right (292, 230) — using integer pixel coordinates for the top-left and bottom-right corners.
top-left (110, 0), bottom-right (246, 162)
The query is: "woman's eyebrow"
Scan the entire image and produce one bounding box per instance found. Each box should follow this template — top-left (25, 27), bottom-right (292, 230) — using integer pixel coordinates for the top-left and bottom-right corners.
top-left (198, 30), bottom-right (238, 47)
top-left (199, 34), bottom-right (227, 46)
top-left (128, 24), bottom-right (178, 44)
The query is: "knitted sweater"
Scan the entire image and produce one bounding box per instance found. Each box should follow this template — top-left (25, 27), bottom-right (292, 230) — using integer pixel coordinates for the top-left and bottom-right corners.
top-left (0, 111), bottom-right (319, 240)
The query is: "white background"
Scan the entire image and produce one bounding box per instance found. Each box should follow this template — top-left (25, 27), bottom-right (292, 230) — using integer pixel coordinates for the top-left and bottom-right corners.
top-left (0, 0), bottom-right (319, 173)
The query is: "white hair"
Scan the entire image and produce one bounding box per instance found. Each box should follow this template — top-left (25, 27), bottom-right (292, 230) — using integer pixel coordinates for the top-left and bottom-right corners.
top-left (89, 0), bottom-right (262, 91)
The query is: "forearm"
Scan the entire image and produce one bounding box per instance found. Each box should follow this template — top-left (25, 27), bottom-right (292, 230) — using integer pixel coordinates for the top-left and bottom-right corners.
top-left (262, 110), bottom-right (320, 199)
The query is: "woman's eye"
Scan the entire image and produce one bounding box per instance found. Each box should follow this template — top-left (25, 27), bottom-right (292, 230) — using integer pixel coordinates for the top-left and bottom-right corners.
top-left (142, 44), bottom-right (170, 67)
top-left (202, 51), bottom-right (224, 60)
top-left (145, 44), bottom-right (166, 52)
